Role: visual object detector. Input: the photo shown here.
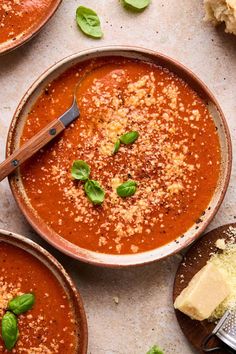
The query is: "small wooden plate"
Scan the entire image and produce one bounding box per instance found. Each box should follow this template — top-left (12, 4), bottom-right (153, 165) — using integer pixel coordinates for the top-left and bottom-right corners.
top-left (173, 223), bottom-right (236, 354)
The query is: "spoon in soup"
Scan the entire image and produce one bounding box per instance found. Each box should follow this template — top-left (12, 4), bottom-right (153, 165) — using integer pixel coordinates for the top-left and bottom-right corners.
top-left (0, 64), bottom-right (121, 182)
top-left (0, 94), bottom-right (79, 182)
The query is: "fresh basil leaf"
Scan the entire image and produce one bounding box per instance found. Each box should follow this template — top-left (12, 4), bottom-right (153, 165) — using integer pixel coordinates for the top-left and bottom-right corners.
top-left (71, 160), bottom-right (90, 181)
top-left (146, 345), bottom-right (164, 354)
top-left (123, 0), bottom-right (151, 11)
top-left (8, 293), bottom-right (35, 315)
top-left (120, 131), bottom-right (139, 145)
top-left (85, 180), bottom-right (105, 205)
top-left (117, 180), bottom-right (137, 198)
top-left (2, 312), bottom-right (19, 351)
top-left (113, 140), bottom-right (121, 155)
top-left (76, 6), bottom-right (103, 38)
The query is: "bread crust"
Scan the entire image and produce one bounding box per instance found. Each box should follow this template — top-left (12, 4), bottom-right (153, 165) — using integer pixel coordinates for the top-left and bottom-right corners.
top-left (204, 0), bottom-right (236, 35)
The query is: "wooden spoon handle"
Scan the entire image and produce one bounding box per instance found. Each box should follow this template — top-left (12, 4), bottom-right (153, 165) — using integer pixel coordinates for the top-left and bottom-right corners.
top-left (0, 119), bottom-right (65, 182)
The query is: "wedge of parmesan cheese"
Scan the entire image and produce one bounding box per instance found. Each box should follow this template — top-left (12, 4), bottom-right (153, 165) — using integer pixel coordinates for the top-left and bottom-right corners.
top-left (204, 0), bottom-right (236, 35)
top-left (174, 262), bottom-right (230, 320)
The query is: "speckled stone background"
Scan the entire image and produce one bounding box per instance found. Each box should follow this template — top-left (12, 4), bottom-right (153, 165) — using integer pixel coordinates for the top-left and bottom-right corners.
top-left (0, 1), bottom-right (235, 353)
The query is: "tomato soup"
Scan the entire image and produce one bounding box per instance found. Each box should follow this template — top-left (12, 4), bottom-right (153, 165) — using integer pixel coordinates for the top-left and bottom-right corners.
top-left (20, 57), bottom-right (221, 255)
top-left (0, 242), bottom-right (78, 353)
top-left (0, 0), bottom-right (55, 46)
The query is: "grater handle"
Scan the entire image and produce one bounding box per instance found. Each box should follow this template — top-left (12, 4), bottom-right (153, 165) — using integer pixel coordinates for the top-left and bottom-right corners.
top-left (202, 333), bottom-right (235, 353)
top-left (202, 333), bottom-right (221, 352)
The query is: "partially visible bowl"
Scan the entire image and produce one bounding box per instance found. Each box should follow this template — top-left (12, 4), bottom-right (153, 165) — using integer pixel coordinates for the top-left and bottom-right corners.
top-left (6, 46), bottom-right (232, 267)
top-left (0, 228), bottom-right (88, 353)
top-left (0, 0), bottom-right (62, 55)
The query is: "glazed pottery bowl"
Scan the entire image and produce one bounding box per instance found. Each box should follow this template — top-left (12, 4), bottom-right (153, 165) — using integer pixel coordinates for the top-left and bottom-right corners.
top-left (6, 46), bottom-right (232, 267)
top-left (0, 228), bottom-right (88, 353)
top-left (0, 0), bottom-right (62, 55)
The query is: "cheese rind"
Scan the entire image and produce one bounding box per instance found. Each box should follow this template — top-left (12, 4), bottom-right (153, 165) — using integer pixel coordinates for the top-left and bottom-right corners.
top-left (174, 262), bottom-right (230, 321)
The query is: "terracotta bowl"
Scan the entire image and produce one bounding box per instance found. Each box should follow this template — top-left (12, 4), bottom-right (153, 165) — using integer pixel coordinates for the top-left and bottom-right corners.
top-left (6, 46), bottom-right (232, 267)
top-left (0, 228), bottom-right (88, 353)
top-left (0, 0), bottom-right (62, 55)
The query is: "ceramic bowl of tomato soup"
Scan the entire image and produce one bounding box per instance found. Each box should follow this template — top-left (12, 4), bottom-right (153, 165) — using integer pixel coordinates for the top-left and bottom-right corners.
top-left (0, 229), bottom-right (88, 353)
top-left (7, 47), bottom-right (231, 267)
top-left (0, 0), bottom-right (61, 55)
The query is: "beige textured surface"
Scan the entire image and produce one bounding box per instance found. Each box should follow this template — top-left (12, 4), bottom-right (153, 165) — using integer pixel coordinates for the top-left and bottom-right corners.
top-left (0, 1), bottom-right (236, 353)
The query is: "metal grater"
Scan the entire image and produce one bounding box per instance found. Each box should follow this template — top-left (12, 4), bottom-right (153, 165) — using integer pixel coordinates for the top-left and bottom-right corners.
top-left (213, 310), bottom-right (236, 350)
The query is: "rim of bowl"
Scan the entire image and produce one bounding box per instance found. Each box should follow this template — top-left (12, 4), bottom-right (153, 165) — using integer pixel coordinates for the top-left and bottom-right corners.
top-left (0, 0), bottom-right (62, 56)
top-left (0, 228), bottom-right (88, 353)
top-left (6, 45), bottom-right (232, 267)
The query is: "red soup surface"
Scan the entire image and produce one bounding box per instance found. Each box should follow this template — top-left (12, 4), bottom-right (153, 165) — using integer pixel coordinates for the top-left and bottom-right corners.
top-left (0, 0), bottom-right (56, 46)
top-left (20, 57), bottom-right (221, 255)
top-left (0, 241), bottom-right (78, 353)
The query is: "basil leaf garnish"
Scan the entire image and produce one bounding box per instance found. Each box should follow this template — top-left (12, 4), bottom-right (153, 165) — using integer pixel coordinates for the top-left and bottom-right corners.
top-left (2, 312), bottom-right (19, 351)
top-left (146, 345), bottom-right (164, 354)
top-left (8, 293), bottom-right (35, 315)
top-left (120, 131), bottom-right (139, 145)
top-left (76, 6), bottom-right (103, 38)
top-left (113, 140), bottom-right (121, 155)
top-left (85, 180), bottom-right (105, 205)
top-left (117, 180), bottom-right (137, 198)
top-left (71, 160), bottom-right (90, 181)
top-left (123, 0), bottom-right (151, 11)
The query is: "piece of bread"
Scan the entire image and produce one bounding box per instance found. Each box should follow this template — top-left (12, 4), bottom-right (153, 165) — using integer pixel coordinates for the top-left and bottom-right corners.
top-left (204, 0), bottom-right (236, 35)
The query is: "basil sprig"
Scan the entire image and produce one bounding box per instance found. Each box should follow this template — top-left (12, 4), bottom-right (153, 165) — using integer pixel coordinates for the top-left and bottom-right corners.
top-left (85, 180), bottom-right (105, 205)
top-left (120, 131), bottom-right (139, 144)
top-left (8, 293), bottom-right (35, 315)
top-left (117, 180), bottom-right (137, 198)
top-left (113, 131), bottom-right (139, 155)
top-left (123, 0), bottom-right (151, 11)
top-left (1, 312), bottom-right (19, 351)
top-left (76, 6), bottom-right (103, 38)
top-left (71, 160), bottom-right (105, 205)
top-left (113, 140), bottom-right (121, 155)
top-left (146, 345), bottom-right (164, 354)
top-left (71, 160), bottom-right (90, 181)
top-left (1, 293), bottom-right (35, 351)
